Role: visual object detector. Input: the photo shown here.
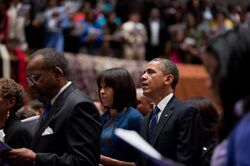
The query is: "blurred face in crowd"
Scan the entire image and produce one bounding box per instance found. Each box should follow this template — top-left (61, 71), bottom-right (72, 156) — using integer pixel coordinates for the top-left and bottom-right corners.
top-left (26, 55), bottom-right (58, 103)
top-left (186, 13), bottom-right (196, 28)
top-left (130, 13), bottom-right (140, 22)
top-left (48, 0), bottom-right (57, 7)
top-left (216, 12), bottom-right (226, 24)
top-left (149, 8), bottom-right (160, 19)
top-left (137, 94), bottom-right (152, 116)
top-left (99, 83), bottom-right (114, 108)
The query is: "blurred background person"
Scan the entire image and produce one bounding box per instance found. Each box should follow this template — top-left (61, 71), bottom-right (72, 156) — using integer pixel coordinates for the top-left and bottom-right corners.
top-left (16, 99), bottom-right (44, 120)
top-left (181, 12), bottom-right (203, 64)
top-left (144, 8), bottom-right (169, 61)
top-left (201, 26), bottom-right (250, 166)
top-left (7, 0), bottom-right (30, 50)
top-left (97, 68), bottom-right (143, 166)
top-left (0, 77), bottom-right (32, 149)
top-left (121, 12), bottom-right (147, 60)
top-left (78, 10), bottom-right (104, 54)
top-left (43, 0), bottom-right (70, 52)
top-left (187, 96), bottom-right (220, 166)
top-left (208, 6), bottom-right (233, 39)
top-left (101, 11), bottom-right (123, 58)
top-left (136, 88), bottom-right (152, 116)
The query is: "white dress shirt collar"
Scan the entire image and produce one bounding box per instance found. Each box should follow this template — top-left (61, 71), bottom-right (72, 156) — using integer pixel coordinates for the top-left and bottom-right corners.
top-left (154, 93), bottom-right (174, 121)
top-left (51, 81), bottom-right (72, 105)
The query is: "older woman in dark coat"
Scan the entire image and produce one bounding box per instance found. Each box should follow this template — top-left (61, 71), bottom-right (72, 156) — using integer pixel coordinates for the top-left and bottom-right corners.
top-left (0, 78), bottom-right (32, 149)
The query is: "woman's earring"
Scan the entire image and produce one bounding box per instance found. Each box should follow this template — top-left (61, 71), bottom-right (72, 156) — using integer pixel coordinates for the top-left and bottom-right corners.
top-left (6, 110), bottom-right (10, 119)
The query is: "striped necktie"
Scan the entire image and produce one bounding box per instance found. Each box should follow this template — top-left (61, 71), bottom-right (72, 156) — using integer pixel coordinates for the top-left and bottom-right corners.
top-left (148, 106), bottom-right (160, 144)
top-left (42, 102), bottom-right (52, 120)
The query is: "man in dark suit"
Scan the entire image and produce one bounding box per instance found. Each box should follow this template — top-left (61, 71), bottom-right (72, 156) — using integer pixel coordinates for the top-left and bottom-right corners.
top-left (5, 48), bottom-right (101, 166)
top-left (140, 58), bottom-right (202, 166)
top-left (144, 8), bottom-right (169, 61)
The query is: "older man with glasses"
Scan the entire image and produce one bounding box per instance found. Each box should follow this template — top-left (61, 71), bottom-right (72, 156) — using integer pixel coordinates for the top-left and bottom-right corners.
top-left (3, 48), bottom-right (101, 166)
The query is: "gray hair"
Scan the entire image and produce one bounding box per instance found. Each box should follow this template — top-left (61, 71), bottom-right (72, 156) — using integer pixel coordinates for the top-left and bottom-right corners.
top-left (151, 58), bottom-right (179, 89)
top-left (30, 48), bottom-right (70, 79)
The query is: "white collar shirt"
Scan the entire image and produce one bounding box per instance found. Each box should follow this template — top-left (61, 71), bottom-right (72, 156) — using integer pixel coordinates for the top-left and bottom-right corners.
top-left (50, 81), bottom-right (72, 105)
top-left (155, 93), bottom-right (174, 121)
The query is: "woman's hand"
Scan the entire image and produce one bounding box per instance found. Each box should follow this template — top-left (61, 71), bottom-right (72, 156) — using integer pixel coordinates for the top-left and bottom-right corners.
top-left (100, 155), bottom-right (135, 166)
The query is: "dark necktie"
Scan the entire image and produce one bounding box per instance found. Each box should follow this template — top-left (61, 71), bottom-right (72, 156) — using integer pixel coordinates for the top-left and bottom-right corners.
top-left (43, 102), bottom-right (52, 120)
top-left (148, 106), bottom-right (160, 144)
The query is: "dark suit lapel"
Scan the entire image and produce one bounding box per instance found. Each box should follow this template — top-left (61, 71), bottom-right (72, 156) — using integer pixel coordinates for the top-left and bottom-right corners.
top-left (139, 114), bottom-right (152, 166)
top-left (141, 114), bottom-right (151, 141)
top-left (151, 96), bottom-right (176, 146)
top-left (32, 84), bottom-right (76, 150)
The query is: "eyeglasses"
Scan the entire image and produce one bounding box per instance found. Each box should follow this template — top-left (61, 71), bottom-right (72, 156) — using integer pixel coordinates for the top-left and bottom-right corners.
top-left (26, 74), bottom-right (36, 85)
top-left (26, 73), bottom-right (42, 85)
top-left (26, 68), bottom-right (54, 85)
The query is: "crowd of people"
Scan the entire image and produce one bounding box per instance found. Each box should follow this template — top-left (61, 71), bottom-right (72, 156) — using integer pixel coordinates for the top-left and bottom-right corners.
top-left (1, 0), bottom-right (250, 62)
top-left (0, 23), bottom-right (249, 166)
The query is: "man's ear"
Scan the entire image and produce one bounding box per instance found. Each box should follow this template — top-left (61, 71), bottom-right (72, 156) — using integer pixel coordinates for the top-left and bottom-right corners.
top-left (53, 67), bottom-right (64, 78)
top-left (164, 74), bottom-right (174, 86)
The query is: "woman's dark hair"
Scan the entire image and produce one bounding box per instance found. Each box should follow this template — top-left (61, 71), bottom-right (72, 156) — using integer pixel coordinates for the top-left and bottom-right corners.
top-left (205, 26), bottom-right (250, 141)
top-left (97, 68), bottom-right (137, 111)
top-left (187, 96), bottom-right (219, 145)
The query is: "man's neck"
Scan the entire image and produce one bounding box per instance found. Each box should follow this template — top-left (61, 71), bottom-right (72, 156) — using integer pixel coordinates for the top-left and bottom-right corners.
top-left (50, 81), bottom-right (71, 105)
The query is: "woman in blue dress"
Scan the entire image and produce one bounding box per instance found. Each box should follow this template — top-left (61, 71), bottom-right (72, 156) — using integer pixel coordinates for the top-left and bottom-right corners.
top-left (97, 68), bottom-right (143, 166)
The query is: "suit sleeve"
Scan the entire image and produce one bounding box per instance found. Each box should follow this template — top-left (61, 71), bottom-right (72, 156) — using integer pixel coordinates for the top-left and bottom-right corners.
top-left (176, 106), bottom-right (203, 166)
top-left (8, 126), bottom-right (32, 149)
top-left (35, 102), bottom-right (101, 166)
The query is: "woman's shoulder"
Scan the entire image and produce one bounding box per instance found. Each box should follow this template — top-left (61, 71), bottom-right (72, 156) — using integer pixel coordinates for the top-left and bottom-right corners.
top-left (126, 107), bottom-right (143, 119)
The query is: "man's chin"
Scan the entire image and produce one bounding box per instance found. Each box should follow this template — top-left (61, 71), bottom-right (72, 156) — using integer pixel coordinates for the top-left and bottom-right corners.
top-left (142, 91), bottom-right (151, 98)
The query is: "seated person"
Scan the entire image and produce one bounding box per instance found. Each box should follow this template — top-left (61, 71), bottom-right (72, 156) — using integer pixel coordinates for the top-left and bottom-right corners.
top-left (187, 97), bottom-right (219, 166)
